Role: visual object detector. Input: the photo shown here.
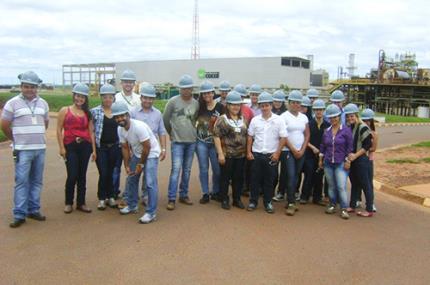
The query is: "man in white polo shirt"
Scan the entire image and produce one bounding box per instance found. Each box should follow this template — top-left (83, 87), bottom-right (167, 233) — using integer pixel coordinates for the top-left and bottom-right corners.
top-left (1, 71), bottom-right (49, 228)
top-left (115, 69), bottom-right (141, 110)
top-left (114, 69), bottom-right (140, 202)
top-left (112, 101), bottom-right (161, 224)
top-left (246, 92), bottom-right (288, 214)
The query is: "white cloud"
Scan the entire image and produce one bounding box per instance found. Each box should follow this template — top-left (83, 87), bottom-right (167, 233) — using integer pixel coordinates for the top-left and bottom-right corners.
top-left (0, 0), bottom-right (428, 84)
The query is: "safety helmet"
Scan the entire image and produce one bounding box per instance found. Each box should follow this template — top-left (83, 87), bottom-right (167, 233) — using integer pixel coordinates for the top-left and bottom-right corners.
top-left (139, 82), bottom-right (156, 98)
top-left (18, 71), bottom-right (42, 85)
top-left (72, 83), bottom-right (89, 96)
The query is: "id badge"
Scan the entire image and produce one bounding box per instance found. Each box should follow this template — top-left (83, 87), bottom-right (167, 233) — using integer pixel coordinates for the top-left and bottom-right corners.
top-left (234, 127), bottom-right (241, 133)
top-left (31, 116), bottom-right (38, 125)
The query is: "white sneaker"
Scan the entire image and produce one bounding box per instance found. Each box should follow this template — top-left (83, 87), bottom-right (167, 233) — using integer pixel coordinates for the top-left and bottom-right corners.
top-left (272, 192), bottom-right (284, 202)
top-left (139, 213), bottom-right (157, 224)
top-left (120, 206), bottom-right (138, 215)
top-left (97, 200), bottom-right (106, 210)
top-left (107, 198), bottom-right (117, 208)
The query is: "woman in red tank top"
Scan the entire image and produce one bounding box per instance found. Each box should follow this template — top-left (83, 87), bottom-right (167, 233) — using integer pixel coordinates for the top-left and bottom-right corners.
top-left (56, 83), bottom-right (96, 214)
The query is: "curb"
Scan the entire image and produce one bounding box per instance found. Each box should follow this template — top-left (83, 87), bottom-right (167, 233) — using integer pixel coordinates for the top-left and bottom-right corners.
top-left (376, 122), bottom-right (430, 128)
top-left (374, 179), bottom-right (430, 208)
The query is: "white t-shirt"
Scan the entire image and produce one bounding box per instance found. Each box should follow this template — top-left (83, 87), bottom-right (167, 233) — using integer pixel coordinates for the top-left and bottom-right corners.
top-left (280, 111), bottom-right (308, 151)
top-left (118, 119), bottom-right (161, 159)
top-left (115, 91), bottom-right (141, 111)
top-left (248, 113), bottom-right (288, 154)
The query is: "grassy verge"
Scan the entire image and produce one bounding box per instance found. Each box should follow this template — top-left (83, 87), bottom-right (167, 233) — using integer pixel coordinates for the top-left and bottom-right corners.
top-left (0, 129), bottom-right (6, 142)
top-left (412, 141), bottom-right (430, 147)
top-left (1, 91), bottom-right (168, 113)
top-left (387, 158), bottom-right (430, 164)
top-left (376, 113), bottom-right (430, 123)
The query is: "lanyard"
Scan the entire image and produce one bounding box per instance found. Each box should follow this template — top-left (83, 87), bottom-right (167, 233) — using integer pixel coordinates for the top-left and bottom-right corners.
top-left (20, 95), bottom-right (39, 117)
top-left (121, 92), bottom-right (133, 106)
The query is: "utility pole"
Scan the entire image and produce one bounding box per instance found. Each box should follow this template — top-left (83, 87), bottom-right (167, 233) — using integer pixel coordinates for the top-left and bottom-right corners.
top-left (191, 0), bottom-right (200, 60)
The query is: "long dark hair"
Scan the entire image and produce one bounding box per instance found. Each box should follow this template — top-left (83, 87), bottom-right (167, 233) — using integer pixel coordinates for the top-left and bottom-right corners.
top-left (273, 103), bottom-right (286, 115)
top-left (197, 91), bottom-right (215, 117)
top-left (225, 103), bottom-right (242, 119)
top-left (366, 118), bottom-right (376, 131)
top-left (73, 93), bottom-right (92, 120)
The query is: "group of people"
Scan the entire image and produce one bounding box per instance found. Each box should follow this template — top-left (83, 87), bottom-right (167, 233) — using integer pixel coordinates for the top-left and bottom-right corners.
top-left (1, 70), bottom-right (377, 228)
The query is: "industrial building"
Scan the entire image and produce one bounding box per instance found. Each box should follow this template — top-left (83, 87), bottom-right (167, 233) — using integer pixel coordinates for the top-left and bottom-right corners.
top-left (62, 56), bottom-right (312, 91)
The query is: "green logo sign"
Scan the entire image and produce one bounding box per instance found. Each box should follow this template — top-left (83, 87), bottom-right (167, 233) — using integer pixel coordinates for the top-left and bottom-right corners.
top-left (197, 68), bottom-right (206, 79)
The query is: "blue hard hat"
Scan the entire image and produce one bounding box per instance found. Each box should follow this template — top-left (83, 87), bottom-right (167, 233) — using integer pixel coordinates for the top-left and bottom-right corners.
top-left (219, 81), bottom-right (231, 91)
top-left (344, 103), bottom-right (359, 115)
top-left (330, 90), bottom-right (345, 102)
top-left (226, 90), bottom-right (243, 104)
top-left (272, 90), bottom-right (286, 102)
top-left (361, 108), bottom-right (375, 120)
top-left (301, 96), bottom-right (312, 107)
top-left (100, 83), bottom-right (116, 95)
top-left (249, 84), bottom-right (262, 94)
top-left (72, 83), bottom-right (89, 96)
top-left (325, 104), bottom-right (342, 118)
top-left (257, 91), bottom-right (273, 104)
top-left (139, 82), bottom-right (156, 98)
top-left (288, 90), bottom-right (303, 102)
top-left (18, 71), bottom-right (42, 85)
top-left (199, 80), bottom-right (215, 93)
top-left (234, 84), bottom-right (247, 97)
top-left (111, 101), bottom-right (129, 116)
top-left (306, 88), bottom-right (319, 98)
top-left (178, 74), bottom-right (194, 89)
top-left (120, 69), bottom-right (136, 81)
top-left (312, 99), bottom-right (326, 110)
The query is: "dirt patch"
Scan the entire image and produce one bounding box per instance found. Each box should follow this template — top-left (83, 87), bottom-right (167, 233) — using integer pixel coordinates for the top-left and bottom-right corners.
top-left (375, 146), bottom-right (430, 187)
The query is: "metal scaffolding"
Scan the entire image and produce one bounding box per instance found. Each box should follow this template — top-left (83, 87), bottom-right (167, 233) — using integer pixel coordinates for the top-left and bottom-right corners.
top-left (62, 63), bottom-right (116, 88)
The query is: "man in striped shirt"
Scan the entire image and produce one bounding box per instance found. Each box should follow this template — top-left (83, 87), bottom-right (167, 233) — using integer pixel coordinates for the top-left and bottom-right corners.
top-left (1, 71), bottom-right (49, 228)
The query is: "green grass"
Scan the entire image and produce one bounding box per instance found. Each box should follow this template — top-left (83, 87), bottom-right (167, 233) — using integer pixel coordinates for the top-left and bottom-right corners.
top-left (376, 113), bottom-right (430, 123)
top-left (1, 91), bottom-right (168, 113)
top-left (386, 158), bottom-right (420, 164)
top-left (386, 157), bottom-right (430, 164)
top-left (412, 141), bottom-right (430, 148)
top-left (0, 129), bottom-right (6, 142)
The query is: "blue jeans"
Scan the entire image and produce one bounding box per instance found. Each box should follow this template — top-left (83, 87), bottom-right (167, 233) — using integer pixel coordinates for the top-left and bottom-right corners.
top-left (96, 144), bottom-right (121, 200)
top-left (13, 149), bottom-right (46, 219)
top-left (112, 145), bottom-right (122, 198)
top-left (124, 155), bottom-right (159, 214)
top-left (143, 158), bottom-right (159, 215)
top-left (285, 151), bottom-right (305, 204)
top-left (167, 142), bottom-right (196, 201)
top-left (324, 161), bottom-right (349, 209)
top-left (196, 140), bottom-right (220, 195)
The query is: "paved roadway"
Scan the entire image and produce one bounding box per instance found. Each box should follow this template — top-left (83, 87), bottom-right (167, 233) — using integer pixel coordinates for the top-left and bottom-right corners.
top-left (0, 121), bottom-right (429, 284)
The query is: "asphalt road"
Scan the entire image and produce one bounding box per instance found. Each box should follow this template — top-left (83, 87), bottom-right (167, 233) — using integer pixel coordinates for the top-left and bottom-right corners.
top-left (0, 121), bottom-right (429, 284)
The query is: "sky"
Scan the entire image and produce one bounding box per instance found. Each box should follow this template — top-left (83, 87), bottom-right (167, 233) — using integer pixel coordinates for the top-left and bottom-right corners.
top-left (0, 0), bottom-right (429, 84)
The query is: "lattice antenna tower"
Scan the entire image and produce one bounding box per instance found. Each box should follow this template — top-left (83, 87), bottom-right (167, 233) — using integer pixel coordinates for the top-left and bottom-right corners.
top-left (191, 0), bottom-right (200, 59)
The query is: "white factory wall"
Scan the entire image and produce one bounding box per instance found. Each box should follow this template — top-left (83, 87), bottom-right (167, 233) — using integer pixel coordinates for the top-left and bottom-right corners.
top-left (115, 57), bottom-right (310, 90)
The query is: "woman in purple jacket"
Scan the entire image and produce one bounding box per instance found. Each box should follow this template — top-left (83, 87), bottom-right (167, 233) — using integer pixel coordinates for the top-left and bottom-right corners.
top-left (318, 104), bottom-right (353, 219)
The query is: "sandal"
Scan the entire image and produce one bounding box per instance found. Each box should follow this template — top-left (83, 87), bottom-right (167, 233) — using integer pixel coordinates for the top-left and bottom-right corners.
top-left (357, 211), bottom-right (373, 217)
top-left (346, 207), bottom-right (355, 213)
